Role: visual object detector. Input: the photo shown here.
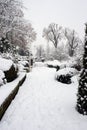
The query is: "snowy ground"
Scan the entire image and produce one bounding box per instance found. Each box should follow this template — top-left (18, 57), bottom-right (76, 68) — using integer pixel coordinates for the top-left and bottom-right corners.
top-left (0, 73), bottom-right (26, 105)
top-left (0, 65), bottom-right (87, 130)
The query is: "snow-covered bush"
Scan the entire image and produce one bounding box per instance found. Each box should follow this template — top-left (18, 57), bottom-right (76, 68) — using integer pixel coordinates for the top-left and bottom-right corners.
top-left (55, 67), bottom-right (78, 84)
top-left (34, 62), bottom-right (46, 67)
top-left (18, 60), bottom-right (30, 72)
top-left (46, 60), bottom-right (61, 69)
top-left (4, 64), bottom-right (18, 82)
top-left (46, 60), bottom-right (71, 70)
top-left (18, 61), bottom-right (29, 68)
top-left (0, 57), bottom-right (18, 82)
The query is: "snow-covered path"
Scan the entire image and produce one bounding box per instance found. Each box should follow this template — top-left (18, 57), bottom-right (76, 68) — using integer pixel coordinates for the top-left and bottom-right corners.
top-left (0, 66), bottom-right (87, 130)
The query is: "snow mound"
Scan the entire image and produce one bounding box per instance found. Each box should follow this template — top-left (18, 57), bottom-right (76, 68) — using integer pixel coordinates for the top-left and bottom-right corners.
top-left (0, 57), bottom-right (13, 71)
top-left (46, 60), bottom-right (71, 69)
top-left (56, 67), bottom-right (78, 76)
top-left (18, 60), bottom-right (30, 72)
top-left (34, 62), bottom-right (46, 67)
top-left (55, 67), bottom-right (79, 84)
top-left (46, 60), bottom-right (61, 67)
top-left (18, 60), bottom-right (29, 67)
top-left (0, 70), bottom-right (5, 86)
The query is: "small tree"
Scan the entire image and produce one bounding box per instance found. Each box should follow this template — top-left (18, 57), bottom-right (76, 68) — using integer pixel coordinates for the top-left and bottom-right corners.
top-left (76, 24), bottom-right (87, 115)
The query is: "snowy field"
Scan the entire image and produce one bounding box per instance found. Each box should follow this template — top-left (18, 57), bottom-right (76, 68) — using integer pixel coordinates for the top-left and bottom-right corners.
top-left (0, 64), bottom-right (87, 130)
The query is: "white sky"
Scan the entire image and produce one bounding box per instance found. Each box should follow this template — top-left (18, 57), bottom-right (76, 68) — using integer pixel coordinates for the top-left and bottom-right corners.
top-left (23, 0), bottom-right (87, 45)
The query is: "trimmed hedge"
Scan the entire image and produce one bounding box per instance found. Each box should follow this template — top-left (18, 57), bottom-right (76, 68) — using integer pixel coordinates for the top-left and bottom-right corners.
top-left (47, 64), bottom-right (60, 70)
top-left (0, 74), bottom-right (26, 121)
top-left (55, 68), bottom-right (78, 84)
top-left (4, 65), bottom-right (18, 82)
top-left (56, 74), bottom-right (72, 84)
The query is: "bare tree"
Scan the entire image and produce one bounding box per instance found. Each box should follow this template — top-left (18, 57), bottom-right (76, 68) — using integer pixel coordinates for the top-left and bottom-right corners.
top-left (43, 23), bottom-right (63, 48)
top-left (64, 28), bottom-right (82, 57)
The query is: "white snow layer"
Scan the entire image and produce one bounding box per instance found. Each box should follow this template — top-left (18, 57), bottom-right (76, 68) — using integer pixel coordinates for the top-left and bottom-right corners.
top-left (0, 73), bottom-right (26, 105)
top-left (46, 60), bottom-right (61, 66)
top-left (0, 57), bottom-right (13, 71)
top-left (55, 67), bottom-right (78, 76)
top-left (0, 70), bottom-right (5, 86)
top-left (0, 66), bottom-right (87, 130)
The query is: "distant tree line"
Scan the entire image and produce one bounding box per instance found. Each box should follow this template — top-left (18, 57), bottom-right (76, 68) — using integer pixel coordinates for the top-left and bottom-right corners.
top-left (42, 23), bottom-right (83, 57)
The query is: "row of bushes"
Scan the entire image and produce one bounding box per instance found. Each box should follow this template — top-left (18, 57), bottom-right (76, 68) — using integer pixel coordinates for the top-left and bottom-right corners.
top-left (0, 57), bottom-right (31, 86)
top-left (46, 60), bottom-right (80, 84)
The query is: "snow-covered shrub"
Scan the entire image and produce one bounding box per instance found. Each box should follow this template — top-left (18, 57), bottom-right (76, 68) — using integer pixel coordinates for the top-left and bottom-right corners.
top-left (46, 60), bottom-right (61, 69)
top-left (19, 61), bottom-right (29, 68)
top-left (55, 68), bottom-right (78, 84)
top-left (34, 62), bottom-right (46, 67)
top-left (46, 60), bottom-right (71, 70)
top-left (4, 64), bottom-right (18, 82)
top-left (18, 60), bottom-right (30, 72)
top-left (0, 57), bottom-right (18, 82)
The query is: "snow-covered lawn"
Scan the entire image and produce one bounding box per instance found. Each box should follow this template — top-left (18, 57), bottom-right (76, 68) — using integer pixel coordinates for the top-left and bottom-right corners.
top-left (0, 65), bottom-right (87, 130)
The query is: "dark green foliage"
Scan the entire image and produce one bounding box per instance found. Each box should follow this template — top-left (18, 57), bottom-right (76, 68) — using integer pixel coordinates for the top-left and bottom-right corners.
top-left (47, 64), bottom-right (54, 68)
top-left (4, 65), bottom-right (18, 82)
top-left (76, 24), bottom-right (87, 115)
top-left (47, 64), bottom-right (60, 70)
top-left (56, 74), bottom-right (72, 84)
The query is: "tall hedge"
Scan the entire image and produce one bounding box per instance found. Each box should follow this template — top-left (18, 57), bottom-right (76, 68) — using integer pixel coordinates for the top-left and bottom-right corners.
top-left (76, 24), bottom-right (87, 115)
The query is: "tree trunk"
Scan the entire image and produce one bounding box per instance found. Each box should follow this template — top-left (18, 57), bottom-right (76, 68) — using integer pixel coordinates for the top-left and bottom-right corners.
top-left (69, 48), bottom-right (74, 57)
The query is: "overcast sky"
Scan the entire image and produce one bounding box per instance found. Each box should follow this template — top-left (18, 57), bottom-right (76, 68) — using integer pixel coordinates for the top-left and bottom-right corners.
top-left (23, 0), bottom-right (87, 45)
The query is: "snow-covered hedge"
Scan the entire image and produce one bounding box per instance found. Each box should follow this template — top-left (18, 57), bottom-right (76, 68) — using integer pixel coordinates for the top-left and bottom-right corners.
top-left (0, 57), bottom-right (13, 71)
top-left (46, 59), bottom-right (82, 71)
top-left (18, 60), bottom-right (30, 72)
top-left (18, 60), bottom-right (29, 67)
top-left (34, 62), bottom-right (46, 67)
top-left (46, 60), bottom-right (71, 69)
top-left (0, 57), bottom-right (18, 83)
top-left (55, 68), bottom-right (78, 84)
top-left (46, 60), bottom-right (61, 69)
top-left (4, 64), bottom-right (18, 82)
